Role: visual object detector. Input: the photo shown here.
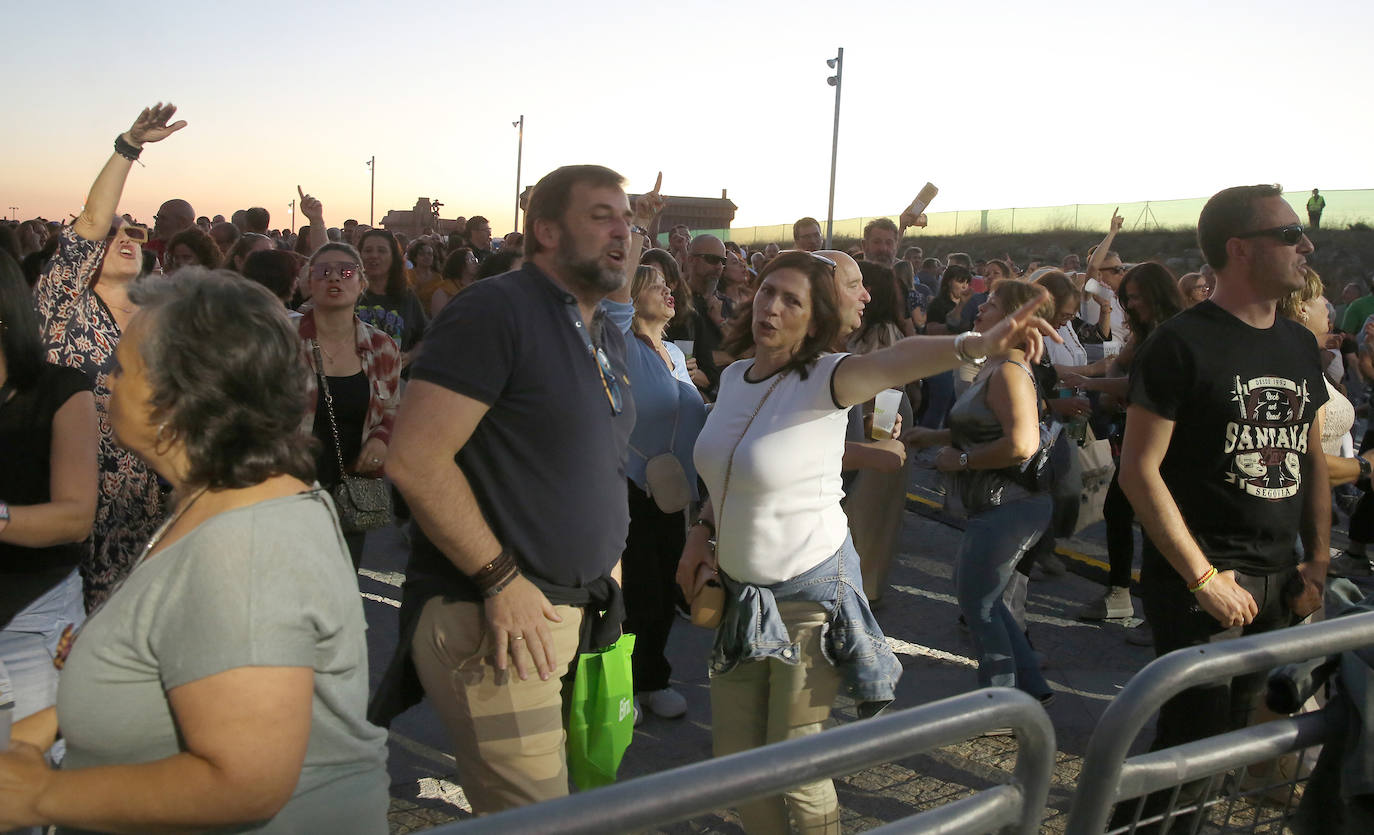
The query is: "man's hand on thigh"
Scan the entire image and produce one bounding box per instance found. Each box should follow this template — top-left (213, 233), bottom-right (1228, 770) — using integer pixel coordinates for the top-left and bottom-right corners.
top-left (485, 576), bottom-right (563, 681)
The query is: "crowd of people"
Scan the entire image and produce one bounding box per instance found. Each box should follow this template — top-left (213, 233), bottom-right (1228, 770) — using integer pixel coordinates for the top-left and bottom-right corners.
top-left (0, 102), bottom-right (1365, 833)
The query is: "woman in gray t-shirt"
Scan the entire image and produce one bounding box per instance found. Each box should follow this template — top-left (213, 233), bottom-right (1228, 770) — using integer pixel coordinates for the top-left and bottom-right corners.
top-left (0, 271), bottom-right (387, 834)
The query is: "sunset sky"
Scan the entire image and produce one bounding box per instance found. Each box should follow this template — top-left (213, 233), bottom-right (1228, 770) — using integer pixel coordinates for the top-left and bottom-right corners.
top-left (5, 0), bottom-right (1371, 234)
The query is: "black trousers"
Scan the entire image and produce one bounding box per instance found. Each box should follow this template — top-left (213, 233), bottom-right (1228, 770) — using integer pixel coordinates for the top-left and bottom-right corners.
top-left (622, 480), bottom-right (687, 693)
top-left (1113, 548), bottom-right (1299, 830)
top-left (1104, 467), bottom-right (1136, 588)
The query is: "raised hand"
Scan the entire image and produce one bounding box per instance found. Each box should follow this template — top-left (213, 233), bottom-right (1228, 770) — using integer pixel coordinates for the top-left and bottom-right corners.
top-left (1109, 207), bottom-right (1124, 234)
top-left (298, 185), bottom-right (324, 223)
top-left (971, 285), bottom-right (1061, 364)
top-left (633, 171), bottom-right (666, 227)
top-left (126, 103), bottom-right (187, 146)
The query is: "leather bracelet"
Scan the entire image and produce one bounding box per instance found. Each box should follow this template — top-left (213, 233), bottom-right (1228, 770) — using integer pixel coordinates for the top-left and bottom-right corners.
top-left (471, 549), bottom-right (520, 596)
top-left (114, 133), bottom-right (143, 162)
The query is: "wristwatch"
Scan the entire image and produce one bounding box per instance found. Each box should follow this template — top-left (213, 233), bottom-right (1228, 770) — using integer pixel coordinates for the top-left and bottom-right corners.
top-left (0, 501), bottom-right (9, 532)
top-left (1358, 456), bottom-right (1372, 490)
top-left (958, 452), bottom-right (969, 470)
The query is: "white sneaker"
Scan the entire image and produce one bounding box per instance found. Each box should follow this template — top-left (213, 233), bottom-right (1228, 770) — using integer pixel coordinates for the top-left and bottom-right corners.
top-left (643, 687), bottom-right (687, 719)
top-left (1078, 586), bottom-right (1134, 620)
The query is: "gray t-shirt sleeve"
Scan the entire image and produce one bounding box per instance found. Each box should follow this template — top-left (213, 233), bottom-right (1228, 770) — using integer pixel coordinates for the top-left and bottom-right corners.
top-left (148, 517), bottom-right (330, 690)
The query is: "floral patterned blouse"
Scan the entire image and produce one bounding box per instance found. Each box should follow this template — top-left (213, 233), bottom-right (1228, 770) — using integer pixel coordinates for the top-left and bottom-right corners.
top-left (33, 227), bottom-right (164, 611)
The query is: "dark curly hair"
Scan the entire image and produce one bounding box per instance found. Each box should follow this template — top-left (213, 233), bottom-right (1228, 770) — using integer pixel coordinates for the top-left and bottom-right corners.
top-left (721, 250), bottom-right (840, 381)
top-left (166, 227), bottom-right (222, 271)
top-left (356, 229), bottom-right (407, 297)
top-left (127, 269), bottom-right (315, 489)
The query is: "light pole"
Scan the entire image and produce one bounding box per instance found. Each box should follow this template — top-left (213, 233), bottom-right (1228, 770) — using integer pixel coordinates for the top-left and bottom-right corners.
top-left (6, 206), bottom-right (16, 221)
top-left (288, 199), bottom-right (295, 235)
top-left (824, 48), bottom-right (844, 249)
top-left (366, 156), bottom-right (375, 226)
top-left (513, 115), bottom-right (524, 233)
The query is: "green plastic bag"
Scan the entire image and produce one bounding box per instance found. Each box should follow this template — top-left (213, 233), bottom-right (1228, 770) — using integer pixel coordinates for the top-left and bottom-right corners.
top-left (565, 632), bottom-right (636, 790)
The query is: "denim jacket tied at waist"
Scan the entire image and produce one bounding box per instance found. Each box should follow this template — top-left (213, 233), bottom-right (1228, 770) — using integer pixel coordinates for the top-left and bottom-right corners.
top-left (711, 534), bottom-right (901, 718)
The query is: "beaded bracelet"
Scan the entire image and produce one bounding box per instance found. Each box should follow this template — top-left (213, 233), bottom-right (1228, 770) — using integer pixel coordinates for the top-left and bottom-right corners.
top-left (1188, 565), bottom-right (1218, 594)
top-left (114, 133), bottom-right (143, 162)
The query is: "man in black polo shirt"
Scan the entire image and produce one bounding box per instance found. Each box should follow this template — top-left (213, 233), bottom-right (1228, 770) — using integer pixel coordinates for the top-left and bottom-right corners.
top-left (377, 165), bottom-right (637, 813)
top-left (1118, 184), bottom-right (1328, 827)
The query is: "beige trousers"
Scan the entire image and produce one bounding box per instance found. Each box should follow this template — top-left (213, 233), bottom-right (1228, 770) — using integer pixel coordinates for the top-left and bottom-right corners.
top-left (710, 600), bottom-right (843, 834)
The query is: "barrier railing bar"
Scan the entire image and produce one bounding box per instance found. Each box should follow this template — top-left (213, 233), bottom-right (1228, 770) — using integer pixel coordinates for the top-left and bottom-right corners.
top-left (864, 784), bottom-right (1023, 834)
top-left (439, 687), bottom-right (1054, 835)
top-left (1066, 610), bottom-right (1374, 835)
top-left (1115, 709), bottom-right (1332, 799)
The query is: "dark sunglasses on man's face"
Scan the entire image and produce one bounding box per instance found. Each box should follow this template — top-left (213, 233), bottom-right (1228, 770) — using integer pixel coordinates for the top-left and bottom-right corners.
top-left (695, 254), bottom-right (728, 266)
top-left (1235, 224), bottom-right (1306, 246)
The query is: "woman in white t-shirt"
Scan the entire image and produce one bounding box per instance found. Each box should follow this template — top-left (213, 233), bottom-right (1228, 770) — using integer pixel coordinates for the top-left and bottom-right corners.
top-left (676, 250), bottom-right (1056, 833)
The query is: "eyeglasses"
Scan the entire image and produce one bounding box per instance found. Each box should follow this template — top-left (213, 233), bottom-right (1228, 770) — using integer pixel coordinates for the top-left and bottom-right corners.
top-left (1236, 224), bottom-right (1306, 246)
top-left (309, 262), bottom-right (360, 281)
top-left (694, 254), bottom-right (728, 266)
top-left (1098, 265), bottom-right (1127, 275)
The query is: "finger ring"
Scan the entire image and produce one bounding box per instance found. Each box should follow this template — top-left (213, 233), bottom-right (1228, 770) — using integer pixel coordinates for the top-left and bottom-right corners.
top-left (512, 635), bottom-right (525, 641)
top-left (371, 458), bottom-right (380, 463)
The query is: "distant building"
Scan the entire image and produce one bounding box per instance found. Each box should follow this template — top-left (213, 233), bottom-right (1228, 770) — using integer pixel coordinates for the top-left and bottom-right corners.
top-left (379, 198), bottom-right (463, 238)
top-left (517, 187), bottom-right (738, 237)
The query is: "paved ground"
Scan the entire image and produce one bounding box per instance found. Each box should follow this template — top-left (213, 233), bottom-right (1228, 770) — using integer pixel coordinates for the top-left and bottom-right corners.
top-left (362, 449), bottom-right (1361, 834)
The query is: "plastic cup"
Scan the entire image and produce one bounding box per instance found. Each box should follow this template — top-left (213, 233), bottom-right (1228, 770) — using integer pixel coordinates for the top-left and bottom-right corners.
top-left (673, 339), bottom-right (695, 360)
top-left (871, 389), bottom-right (903, 440)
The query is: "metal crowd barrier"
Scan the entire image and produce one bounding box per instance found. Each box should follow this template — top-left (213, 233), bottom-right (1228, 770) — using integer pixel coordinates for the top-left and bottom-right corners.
top-left (428, 686), bottom-right (1055, 835)
top-left (1066, 610), bottom-right (1374, 835)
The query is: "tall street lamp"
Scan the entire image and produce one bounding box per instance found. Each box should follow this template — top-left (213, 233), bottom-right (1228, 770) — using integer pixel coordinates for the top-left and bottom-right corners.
top-left (825, 48), bottom-right (844, 249)
top-left (366, 156), bottom-right (376, 226)
top-left (513, 115), bottom-right (525, 234)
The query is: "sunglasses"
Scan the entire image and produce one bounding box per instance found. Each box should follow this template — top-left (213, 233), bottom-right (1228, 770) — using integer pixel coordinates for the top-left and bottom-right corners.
top-left (1098, 265), bottom-right (1127, 275)
top-left (593, 345), bottom-right (624, 416)
top-left (1236, 224), bottom-right (1306, 246)
top-left (109, 222), bottom-right (150, 243)
top-left (694, 254), bottom-right (728, 266)
top-left (309, 262), bottom-right (360, 281)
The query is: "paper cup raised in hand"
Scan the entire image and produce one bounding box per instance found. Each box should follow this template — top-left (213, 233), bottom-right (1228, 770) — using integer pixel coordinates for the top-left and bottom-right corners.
top-left (871, 389), bottom-right (903, 440)
top-left (673, 339), bottom-right (695, 360)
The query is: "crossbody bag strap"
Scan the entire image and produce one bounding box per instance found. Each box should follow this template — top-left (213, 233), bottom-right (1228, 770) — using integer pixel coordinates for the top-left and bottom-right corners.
top-left (716, 369), bottom-right (787, 546)
top-left (311, 339), bottom-right (350, 480)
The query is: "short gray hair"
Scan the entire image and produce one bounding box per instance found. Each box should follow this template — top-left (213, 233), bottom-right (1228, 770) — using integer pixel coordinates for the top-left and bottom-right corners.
top-left (128, 269), bottom-right (315, 489)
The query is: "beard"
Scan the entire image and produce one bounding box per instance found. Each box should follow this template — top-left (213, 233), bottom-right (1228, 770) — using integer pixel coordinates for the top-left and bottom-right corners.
top-left (557, 233), bottom-right (625, 294)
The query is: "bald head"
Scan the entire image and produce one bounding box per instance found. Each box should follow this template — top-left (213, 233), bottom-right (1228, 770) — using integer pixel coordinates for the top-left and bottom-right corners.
top-left (817, 250), bottom-right (869, 338)
top-left (154, 199), bottom-right (196, 241)
top-left (685, 233), bottom-right (727, 293)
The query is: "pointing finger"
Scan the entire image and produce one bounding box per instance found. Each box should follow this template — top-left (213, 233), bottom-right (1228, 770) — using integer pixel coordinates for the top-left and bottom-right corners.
top-left (652, 171), bottom-right (662, 195)
top-left (298, 185), bottom-right (306, 199)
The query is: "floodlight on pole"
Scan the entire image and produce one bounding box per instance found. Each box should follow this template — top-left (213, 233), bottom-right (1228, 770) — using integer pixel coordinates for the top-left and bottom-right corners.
top-left (824, 48), bottom-right (843, 249)
top-left (513, 115), bottom-right (525, 233)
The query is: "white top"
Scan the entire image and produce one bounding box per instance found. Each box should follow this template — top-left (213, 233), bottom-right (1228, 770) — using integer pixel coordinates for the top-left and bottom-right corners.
top-left (1048, 322), bottom-right (1089, 368)
top-left (1079, 284), bottom-right (1130, 347)
top-left (1322, 376), bottom-right (1354, 457)
top-left (695, 353), bottom-right (851, 585)
top-left (665, 340), bottom-right (692, 385)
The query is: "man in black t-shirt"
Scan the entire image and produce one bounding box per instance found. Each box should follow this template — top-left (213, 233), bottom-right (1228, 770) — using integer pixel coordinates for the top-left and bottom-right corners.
top-left (1118, 184), bottom-right (1327, 825)
top-left (376, 165), bottom-right (639, 814)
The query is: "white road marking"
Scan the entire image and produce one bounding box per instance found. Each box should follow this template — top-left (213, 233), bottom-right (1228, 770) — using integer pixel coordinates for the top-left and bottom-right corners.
top-left (359, 568), bottom-right (405, 587)
top-left (891, 584), bottom-right (1092, 630)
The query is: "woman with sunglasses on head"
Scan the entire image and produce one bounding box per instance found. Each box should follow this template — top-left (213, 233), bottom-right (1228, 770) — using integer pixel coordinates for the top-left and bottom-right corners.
top-left (297, 243), bottom-right (401, 570)
top-left (675, 250), bottom-right (1056, 833)
top-left (1178, 272), bottom-right (1214, 309)
top-left (33, 104), bottom-right (186, 611)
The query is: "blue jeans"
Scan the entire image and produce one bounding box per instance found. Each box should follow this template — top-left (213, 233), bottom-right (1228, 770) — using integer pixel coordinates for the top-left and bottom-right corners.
top-left (1, 570), bottom-right (84, 724)
top-left (956, 496), bottom-right (1053, 697)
